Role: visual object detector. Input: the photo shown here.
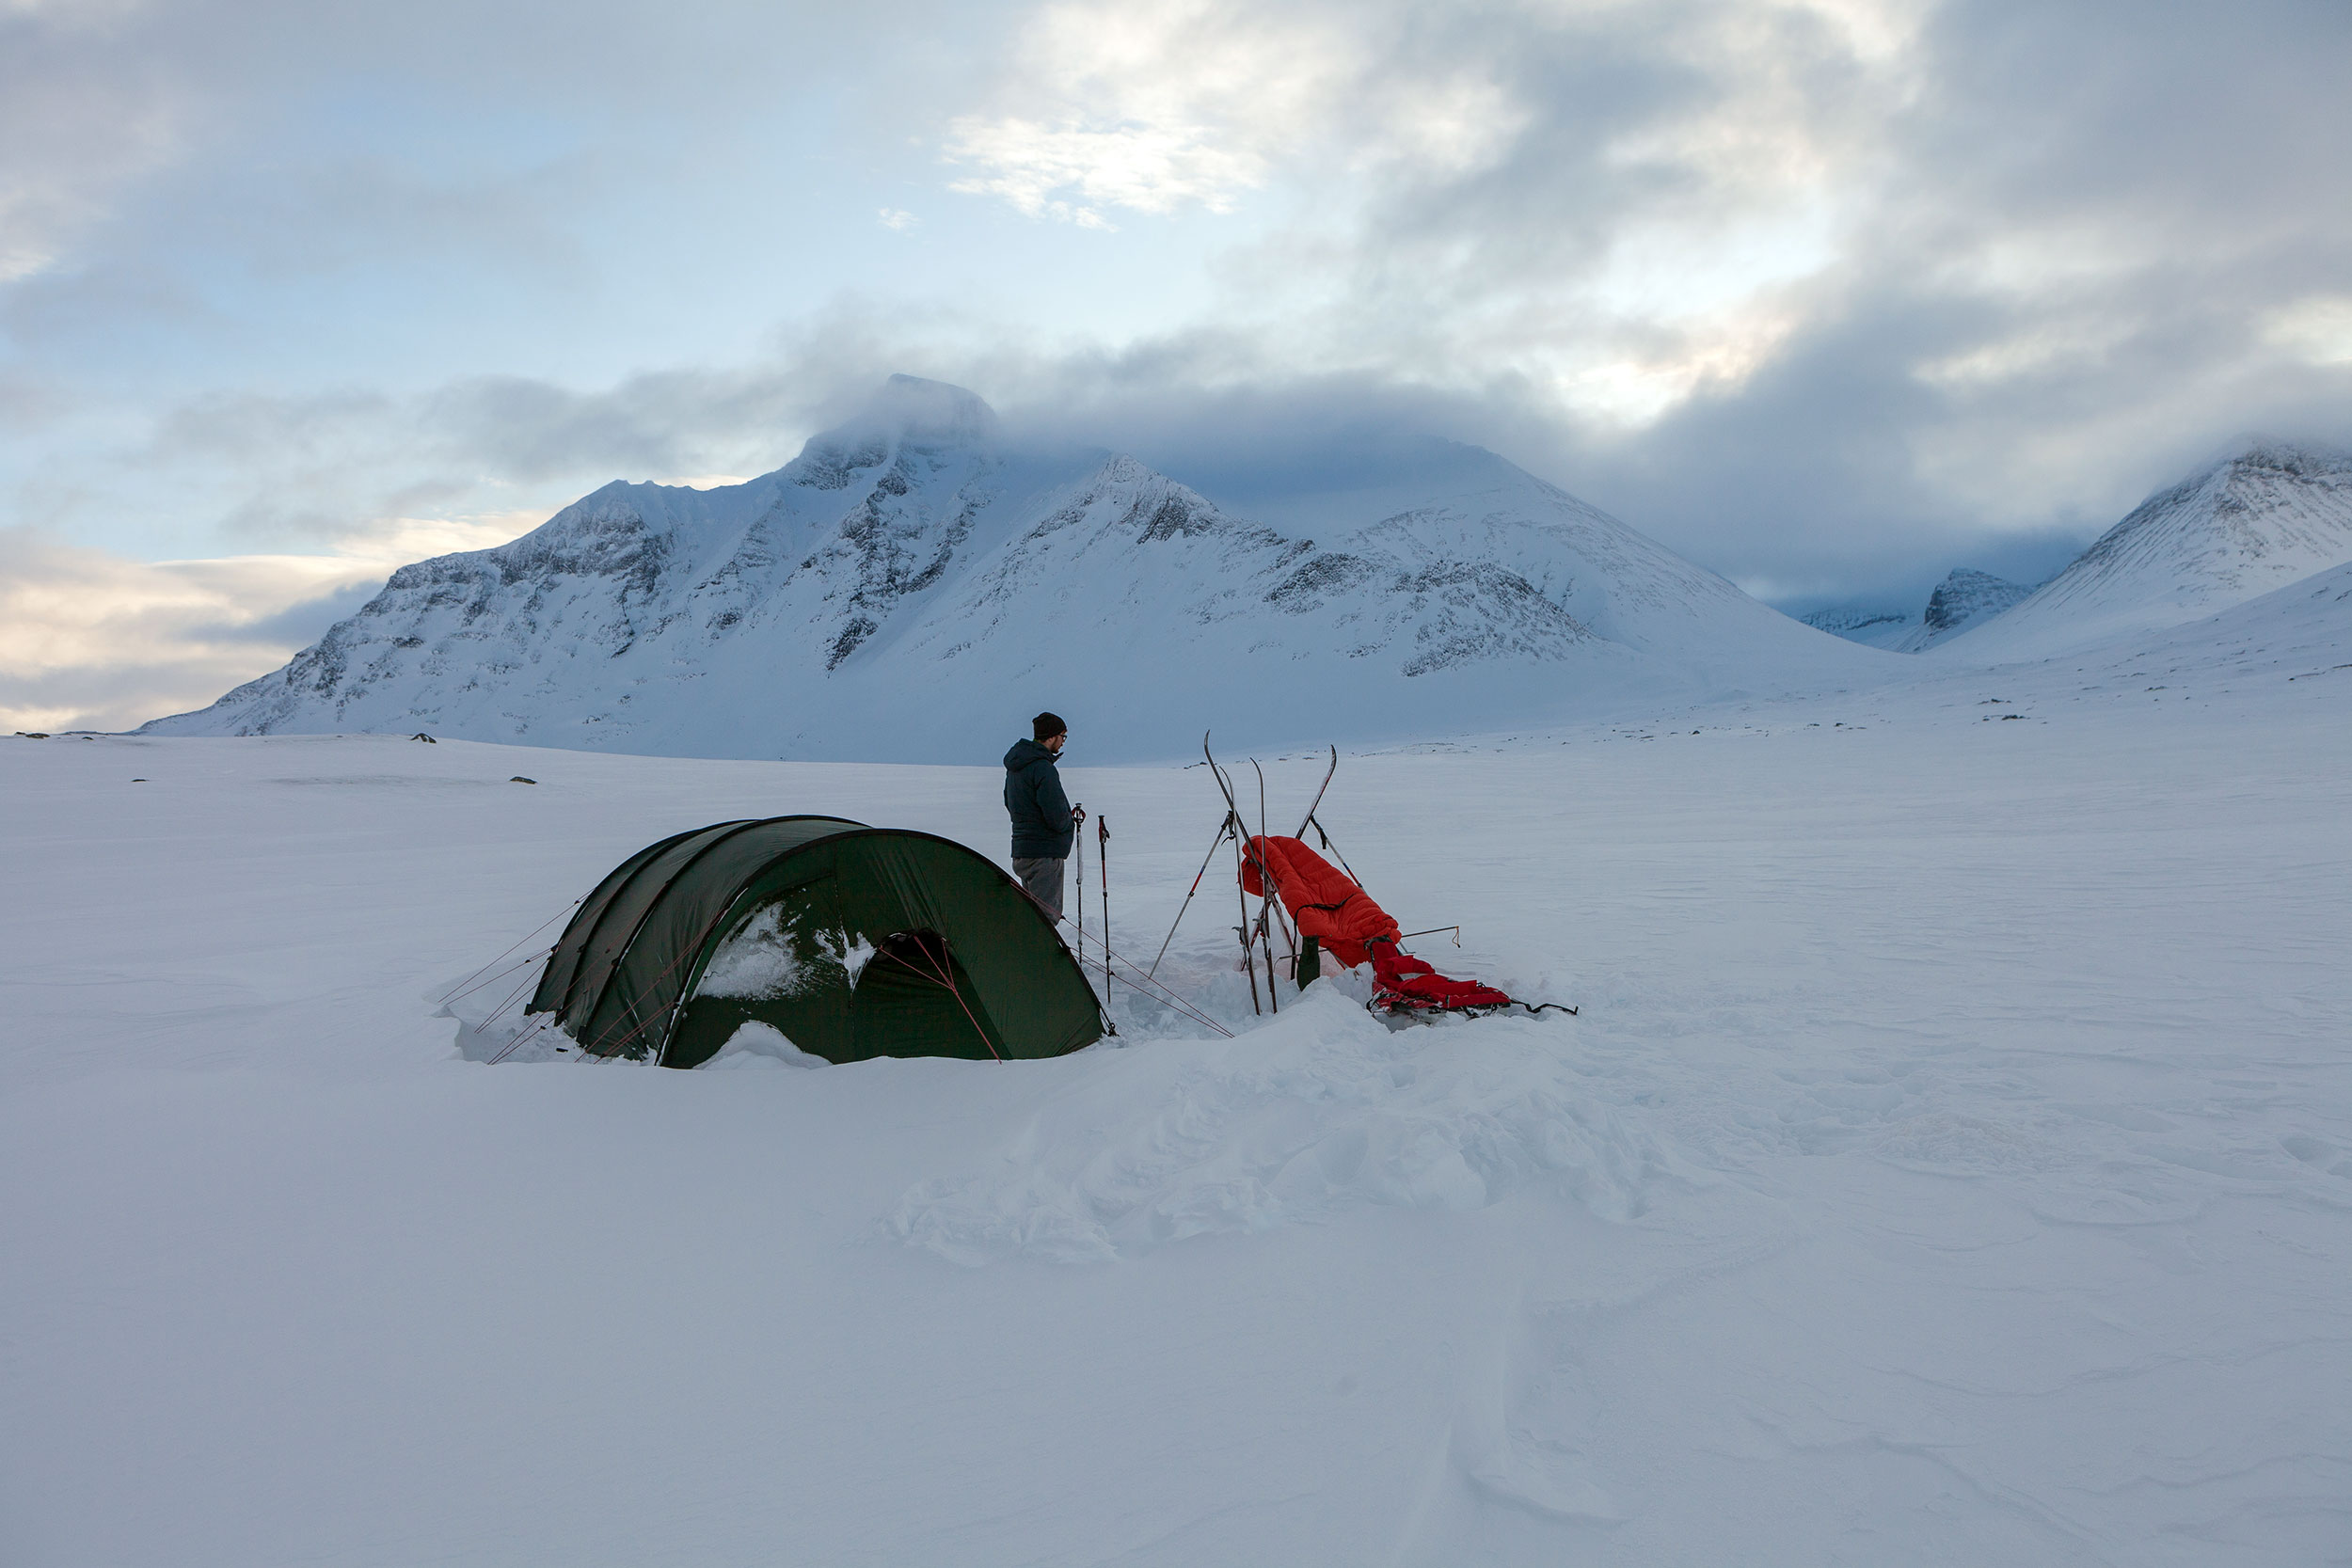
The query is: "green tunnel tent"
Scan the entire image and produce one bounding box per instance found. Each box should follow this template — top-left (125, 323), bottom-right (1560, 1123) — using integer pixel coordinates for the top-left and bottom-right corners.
top-left (526, 816), bottom-right (1105, 1067)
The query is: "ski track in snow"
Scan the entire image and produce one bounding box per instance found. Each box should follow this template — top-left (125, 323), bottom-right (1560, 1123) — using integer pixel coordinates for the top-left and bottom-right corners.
top-left (6, 594), bottom-right (2352, 1566)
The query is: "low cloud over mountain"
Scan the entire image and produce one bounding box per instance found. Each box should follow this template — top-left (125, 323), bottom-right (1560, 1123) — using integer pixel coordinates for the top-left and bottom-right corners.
top-left (144, 377), bottom-right (1876, 761)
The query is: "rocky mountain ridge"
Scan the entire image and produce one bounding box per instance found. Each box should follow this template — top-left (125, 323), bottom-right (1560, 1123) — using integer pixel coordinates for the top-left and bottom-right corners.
top-left (142, 376), bottom-right (1876, 762)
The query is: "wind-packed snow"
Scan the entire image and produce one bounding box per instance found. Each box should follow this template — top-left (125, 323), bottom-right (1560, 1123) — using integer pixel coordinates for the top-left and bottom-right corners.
top-left (139, 376), bottom-right (1883, 764)
top-left (1941, 438), bottom-right (2352, 662)
top-left (9, 562), bottom-right (2350, 1564)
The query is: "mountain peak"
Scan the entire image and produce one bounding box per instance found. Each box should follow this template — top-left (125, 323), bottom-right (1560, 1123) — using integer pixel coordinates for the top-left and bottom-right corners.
top-left (834, 374), bottom-right (999, 451)
top-left (776, 376), bottom-right (1000, 494)
top-left (2206, 435), bottom-right (2352, 479)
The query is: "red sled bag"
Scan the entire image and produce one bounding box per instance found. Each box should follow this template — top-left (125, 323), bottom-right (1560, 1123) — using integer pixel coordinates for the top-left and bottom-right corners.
top-left (1241, 834), bottom-right (1564, 1016)
top-left (1367, 944), bottom-right (1514, 1013)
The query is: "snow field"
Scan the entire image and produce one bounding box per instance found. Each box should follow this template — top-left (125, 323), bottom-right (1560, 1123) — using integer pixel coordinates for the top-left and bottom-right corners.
top-left (891, 984), bottom-right (1676, 1265)
top-left (4, 630), bottom-right (2350, 1564)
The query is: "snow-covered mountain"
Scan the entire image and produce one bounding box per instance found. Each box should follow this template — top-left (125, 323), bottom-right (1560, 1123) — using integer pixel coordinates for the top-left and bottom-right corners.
top-left (143, 376), bottom-right (1881, 762)
top-left (1940, 439), bottom-right (2352, 662)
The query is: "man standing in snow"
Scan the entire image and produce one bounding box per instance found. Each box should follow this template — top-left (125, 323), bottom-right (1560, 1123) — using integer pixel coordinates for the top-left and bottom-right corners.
top-left (1005, 711), bottom-right (1080, 921)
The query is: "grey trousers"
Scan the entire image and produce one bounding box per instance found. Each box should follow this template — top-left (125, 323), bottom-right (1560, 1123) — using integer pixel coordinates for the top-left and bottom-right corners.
top-left (1012, 856), bottom-right (1066, 919)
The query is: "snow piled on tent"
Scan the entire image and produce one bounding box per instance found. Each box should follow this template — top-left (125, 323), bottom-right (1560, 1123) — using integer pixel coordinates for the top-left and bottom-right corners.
top-left (694, 906), bottom-right (818, 1000)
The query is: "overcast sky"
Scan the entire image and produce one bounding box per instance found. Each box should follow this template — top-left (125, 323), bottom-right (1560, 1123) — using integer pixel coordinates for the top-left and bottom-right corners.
top-left (5, 0), bottom-right (2350, 730)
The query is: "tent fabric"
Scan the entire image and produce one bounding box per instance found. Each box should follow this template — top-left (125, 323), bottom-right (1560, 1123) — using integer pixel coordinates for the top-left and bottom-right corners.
top-left (532, 822), bottom-right (710, 1020)
top-left (541, 820), bottom-right (760, 1035)
top-left (527, 817), bottom-right (1104, 1067)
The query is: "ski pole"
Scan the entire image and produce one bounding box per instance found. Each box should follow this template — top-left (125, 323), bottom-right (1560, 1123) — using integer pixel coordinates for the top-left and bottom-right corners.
top-left (1148, 813), bottom-right (1234, 981)
top-left (1217, 802), bottom-right (1262, 1012)
top-left (1203, 734), bottom-right (1263, 1016)
top-left (1250, 760), bottom-right (1299, 990)
top-left (1293, 743), bottom-right (1338, 837)
top-left (1231, 812), bottom-right (1261, 1014)
top-left (1243, 764), bottom-right (1277, 1013)
top-left (1307, 813), bottom-right (1364, 889)
top-left (1097, 815), bottom-right (1112, 1000)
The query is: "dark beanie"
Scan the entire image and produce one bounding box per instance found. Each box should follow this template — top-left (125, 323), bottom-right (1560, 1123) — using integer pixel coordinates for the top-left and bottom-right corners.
top-left (1032, 711), bottom-right (1067, 742)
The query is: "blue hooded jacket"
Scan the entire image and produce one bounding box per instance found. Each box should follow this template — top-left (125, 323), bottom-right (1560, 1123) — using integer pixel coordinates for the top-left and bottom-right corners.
top-left (1003, 738), bottom-right (1074, 859)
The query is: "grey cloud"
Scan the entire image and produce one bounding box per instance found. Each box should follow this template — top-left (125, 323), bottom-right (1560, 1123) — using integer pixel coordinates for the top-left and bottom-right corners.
top-left (1, 0), bottom-right (961, 121)
top-left (1250, 0), bottom-right (2352, 603)
top-left (8, 0), bottom-right (2351, 621)
top-left (0, 659), bottom-right (234, 734)
top-left (0, 0), bottom-right (997, 361)
top-left (92, 277), bottom-right (2350, 611)
top-left (98, 308), bottom-right (911, 547)
top-left (183, 578), bottom-right (385, 649)
top-left (0, 525), bottom-right (391, 731)
top-left (0, 372), bottom-right (72, 427)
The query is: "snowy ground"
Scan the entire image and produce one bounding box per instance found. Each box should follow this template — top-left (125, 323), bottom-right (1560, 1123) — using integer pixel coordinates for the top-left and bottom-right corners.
top-left (6, 599), bottom-right (2351, 1565)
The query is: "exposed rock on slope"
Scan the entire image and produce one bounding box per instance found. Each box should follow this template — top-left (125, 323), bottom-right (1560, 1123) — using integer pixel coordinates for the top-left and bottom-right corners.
top-left (144, 376), bottom-right (1881, 762)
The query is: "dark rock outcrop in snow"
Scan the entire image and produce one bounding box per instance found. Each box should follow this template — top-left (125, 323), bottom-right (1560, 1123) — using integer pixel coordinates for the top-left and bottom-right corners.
top-left (1919, 569), bottom-right (2032, 639)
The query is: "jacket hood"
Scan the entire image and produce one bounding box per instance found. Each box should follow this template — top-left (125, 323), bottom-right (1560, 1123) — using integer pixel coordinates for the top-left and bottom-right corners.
top-left (1004, 738), bottom-right (1058, 770)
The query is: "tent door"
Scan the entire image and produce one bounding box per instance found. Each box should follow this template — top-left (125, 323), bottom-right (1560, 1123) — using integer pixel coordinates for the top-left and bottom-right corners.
top-left (850, 930), bottom-right (1008, 1062)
